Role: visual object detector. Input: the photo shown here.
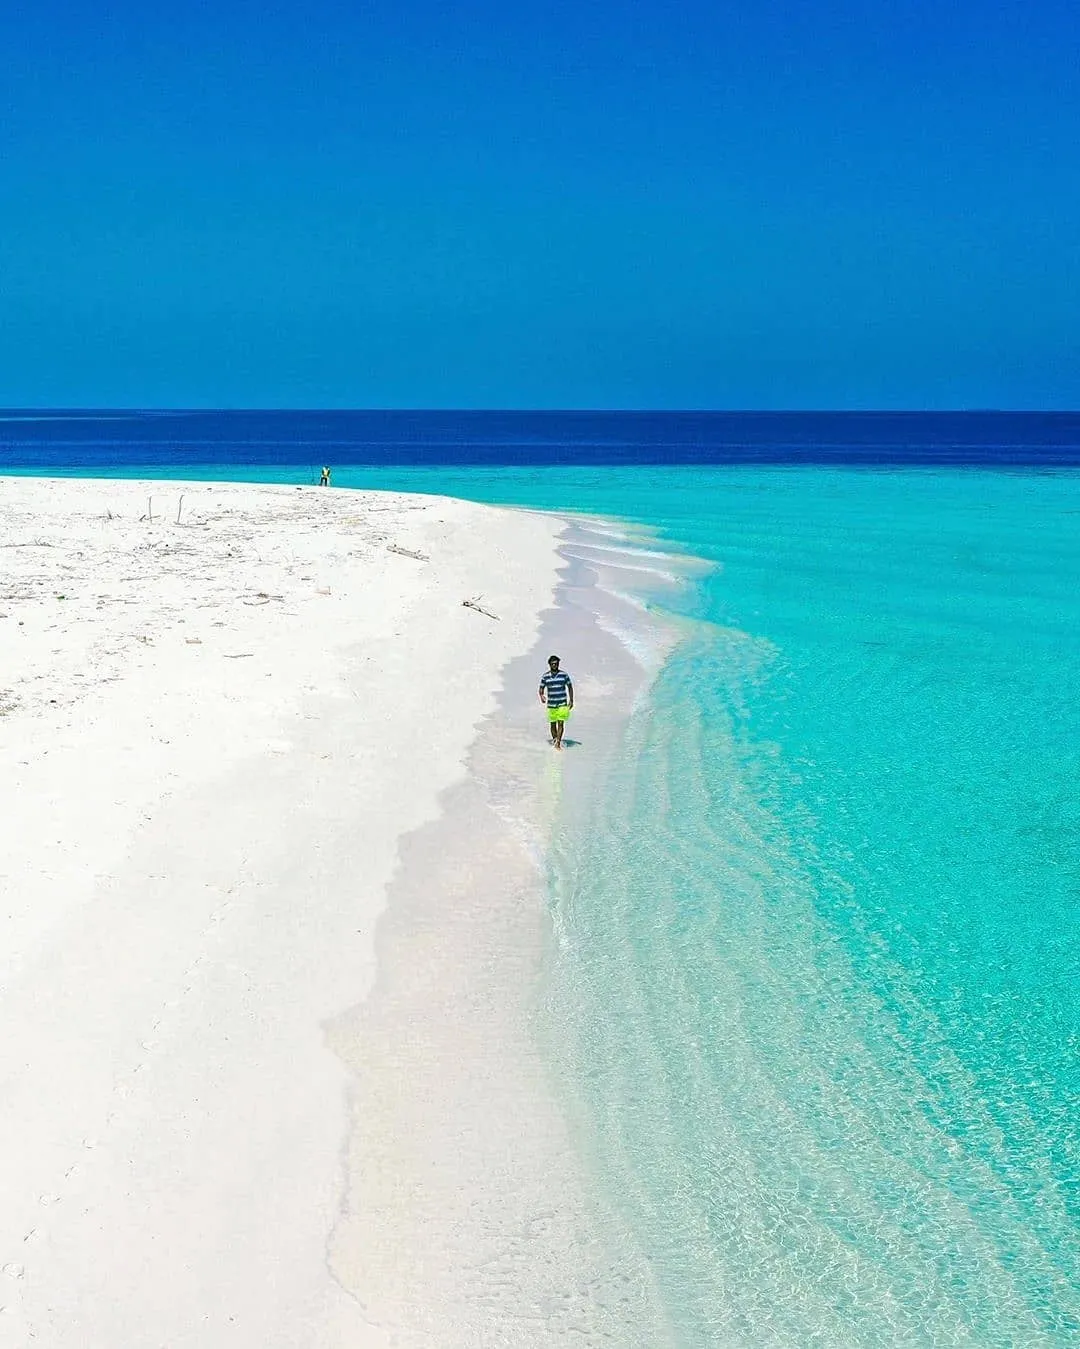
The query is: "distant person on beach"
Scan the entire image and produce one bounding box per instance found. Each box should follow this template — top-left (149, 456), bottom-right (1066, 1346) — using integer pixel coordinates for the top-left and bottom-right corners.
top-left (538, 655), bottom-right (573, 750)
top-left (319, 466), bottom-right (331, 486)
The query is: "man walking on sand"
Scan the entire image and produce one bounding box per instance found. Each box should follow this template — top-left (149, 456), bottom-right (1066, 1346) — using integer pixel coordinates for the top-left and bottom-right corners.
top-left (539, 654), bottom-right (574, 750)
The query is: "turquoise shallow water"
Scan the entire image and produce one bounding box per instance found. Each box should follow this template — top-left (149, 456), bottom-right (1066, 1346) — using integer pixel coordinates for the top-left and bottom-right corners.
top-left (10, 458), bottom-right (1079, 1341)
top-left (532, 470), bottom-right (1080, 1345)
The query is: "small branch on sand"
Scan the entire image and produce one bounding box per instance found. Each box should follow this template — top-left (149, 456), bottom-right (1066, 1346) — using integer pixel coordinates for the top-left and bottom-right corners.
top-left (223, 652), bottom-right (255, 659)
top-left (387, 544), bottom-right (430, 561)
top-left (148, 497), bottom-right (153, 523)
top-left (176, 495), bottom-right (185, 525)
top-left (463, 596), bottom-right (500, 620)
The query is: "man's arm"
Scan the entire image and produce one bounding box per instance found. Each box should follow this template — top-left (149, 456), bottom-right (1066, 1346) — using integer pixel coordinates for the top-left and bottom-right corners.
top-left (538, 677), bottom-right (547, 704)
top-left (567, 677), bottom-right (574, 709)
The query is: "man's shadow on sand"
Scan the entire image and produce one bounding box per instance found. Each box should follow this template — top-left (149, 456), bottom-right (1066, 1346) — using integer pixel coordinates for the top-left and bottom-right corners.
top-left (559, 738), bottom-right (582, 749)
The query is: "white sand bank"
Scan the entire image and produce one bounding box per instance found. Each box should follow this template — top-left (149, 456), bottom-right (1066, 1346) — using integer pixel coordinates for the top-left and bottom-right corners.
top-left (0, 476), bottom-right (560, 1347)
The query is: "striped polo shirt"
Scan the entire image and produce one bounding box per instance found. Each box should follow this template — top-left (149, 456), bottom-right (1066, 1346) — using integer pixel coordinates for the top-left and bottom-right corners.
top-left (539, 669), bottom-right (572, 707)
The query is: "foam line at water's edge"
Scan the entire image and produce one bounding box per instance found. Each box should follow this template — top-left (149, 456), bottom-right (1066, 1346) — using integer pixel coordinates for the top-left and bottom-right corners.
top-left (322, 514), bottom-right (694, 1347)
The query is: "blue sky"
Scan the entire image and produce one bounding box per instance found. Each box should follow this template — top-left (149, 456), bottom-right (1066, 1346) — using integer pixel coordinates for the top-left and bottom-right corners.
top-left (2, 0), bottom-right (1077, 408)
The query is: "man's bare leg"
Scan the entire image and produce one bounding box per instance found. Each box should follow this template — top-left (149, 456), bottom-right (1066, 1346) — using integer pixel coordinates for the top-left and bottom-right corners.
top-left (554, 719), bottom-right (565, 750)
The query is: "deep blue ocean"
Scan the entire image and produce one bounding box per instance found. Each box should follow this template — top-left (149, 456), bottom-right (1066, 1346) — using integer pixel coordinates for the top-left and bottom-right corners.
top-left (3, 408), bottom-right (1080, 472)
top-left (4, 412), bottom-right (1078, 1345)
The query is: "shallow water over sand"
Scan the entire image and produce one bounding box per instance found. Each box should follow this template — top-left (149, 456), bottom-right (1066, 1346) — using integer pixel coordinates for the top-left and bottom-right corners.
top-left (536, 473), bottom-right (1080, 1345)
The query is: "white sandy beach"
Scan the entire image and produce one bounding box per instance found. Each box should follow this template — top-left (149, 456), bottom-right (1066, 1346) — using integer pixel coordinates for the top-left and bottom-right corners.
top-left (0, 476), bottom-right (561, 1347)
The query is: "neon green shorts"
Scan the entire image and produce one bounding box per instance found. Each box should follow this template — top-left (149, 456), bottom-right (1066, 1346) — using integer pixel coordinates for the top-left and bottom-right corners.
top-left (547, 705), bottom-right (571, 723)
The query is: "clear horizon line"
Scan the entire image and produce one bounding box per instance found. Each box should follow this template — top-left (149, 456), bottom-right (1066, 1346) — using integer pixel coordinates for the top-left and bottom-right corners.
top-left (2, 406), bottom-right (1079, 417)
